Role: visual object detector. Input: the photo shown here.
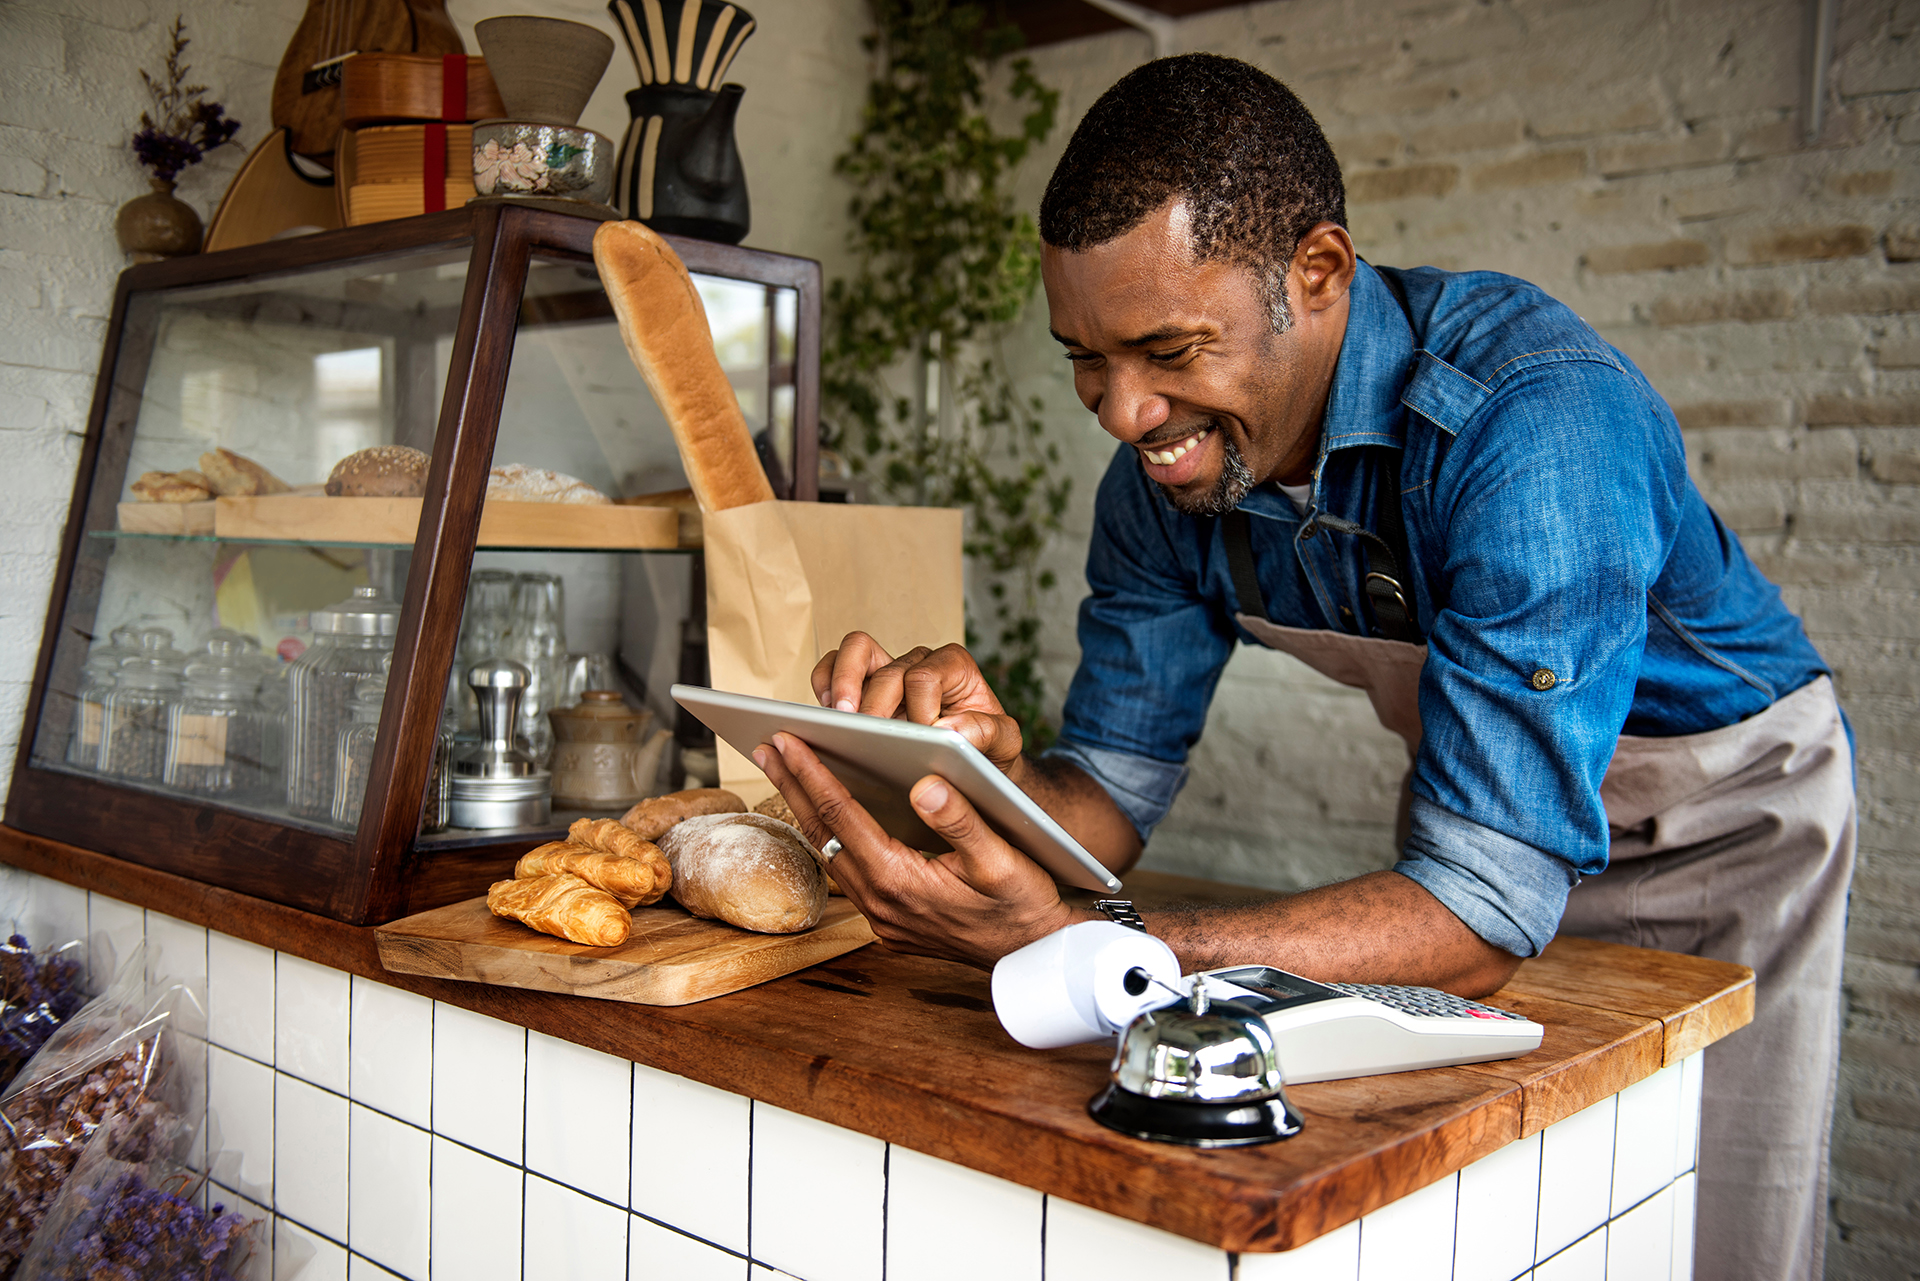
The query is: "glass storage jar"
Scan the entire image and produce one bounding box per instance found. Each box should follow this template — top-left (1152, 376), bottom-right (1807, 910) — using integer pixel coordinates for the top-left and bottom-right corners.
top-left (333, 665), bottom-right (455, 832)
top-left (332, 662), bottom-right (388, 829)
top-left (453, 569), bottom-right (518, 733)
top-left (287, 586), bottom-right (399, 819)
top-left (165, 640), bottom-right (267, 802)
top-left (66, 623), bottom-right (142, 770)
top-left (99, 657), bottom-right (180, 783)
top-left (507, 571), bottom-right (567, 764)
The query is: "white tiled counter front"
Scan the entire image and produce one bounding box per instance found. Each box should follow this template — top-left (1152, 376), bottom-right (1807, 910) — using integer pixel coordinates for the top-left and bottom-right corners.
top-left (0, 868), bottom-right (1707, 1281)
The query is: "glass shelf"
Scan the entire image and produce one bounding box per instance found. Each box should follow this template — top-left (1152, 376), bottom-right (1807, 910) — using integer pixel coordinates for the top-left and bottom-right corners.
top-left (86, 529), bottom-right (699, 554)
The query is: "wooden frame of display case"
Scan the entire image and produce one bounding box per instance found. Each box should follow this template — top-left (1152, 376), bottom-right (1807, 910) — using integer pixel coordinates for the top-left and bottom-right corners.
top-left (6, 202), bottom-right (822, 925)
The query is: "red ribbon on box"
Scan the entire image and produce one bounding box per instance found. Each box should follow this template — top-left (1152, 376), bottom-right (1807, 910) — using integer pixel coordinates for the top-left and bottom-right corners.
top-left (423, 53), bottom-right (468, 213)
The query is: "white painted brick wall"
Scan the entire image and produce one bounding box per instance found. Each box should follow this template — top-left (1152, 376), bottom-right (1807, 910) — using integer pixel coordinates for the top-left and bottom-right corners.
top-left (1000, 5), bottom-right (1918, 1277)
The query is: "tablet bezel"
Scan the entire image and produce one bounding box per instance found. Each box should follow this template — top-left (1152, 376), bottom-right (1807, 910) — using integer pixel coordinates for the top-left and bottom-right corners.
top-left (670, 684), bottom-right (1124, 894)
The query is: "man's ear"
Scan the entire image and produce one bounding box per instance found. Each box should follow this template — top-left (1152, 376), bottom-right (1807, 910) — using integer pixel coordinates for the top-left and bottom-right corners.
top-left (1294, 222), bottom-right (1356, 314)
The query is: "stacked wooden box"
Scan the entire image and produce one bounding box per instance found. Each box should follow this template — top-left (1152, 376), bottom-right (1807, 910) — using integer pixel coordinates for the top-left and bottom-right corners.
top-left (336, 54), bottom-right (505, 225)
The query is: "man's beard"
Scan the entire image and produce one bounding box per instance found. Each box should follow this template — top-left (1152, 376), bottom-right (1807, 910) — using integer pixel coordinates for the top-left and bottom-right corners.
top-left (1155, 426), bottom-right (1257, 517)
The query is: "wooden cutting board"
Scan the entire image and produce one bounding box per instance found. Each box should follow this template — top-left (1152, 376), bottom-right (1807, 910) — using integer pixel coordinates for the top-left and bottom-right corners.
top-left (375, 895), bottom-right (875, 1005)
top-left (213, 496), bottom-right (677, 549)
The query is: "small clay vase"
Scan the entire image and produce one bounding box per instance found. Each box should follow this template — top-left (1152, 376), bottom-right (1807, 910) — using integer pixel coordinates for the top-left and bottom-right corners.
top-left (548, 690), bottom-right (661, 810)
top-left (115, 178), bottom-right (203, 262)
top-left (473, 16), bottom-right (615, 126)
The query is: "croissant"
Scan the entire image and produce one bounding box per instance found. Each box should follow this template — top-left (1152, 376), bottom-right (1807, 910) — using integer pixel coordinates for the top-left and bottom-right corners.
top-left (515, 840), bottom-right (670, 908)
top-left (487, 873), bottom-right (631, 947)
top-left (570, 816), bottom-right (657, 862)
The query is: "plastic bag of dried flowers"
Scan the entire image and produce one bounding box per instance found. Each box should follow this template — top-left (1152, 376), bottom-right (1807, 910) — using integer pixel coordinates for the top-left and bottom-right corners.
top-left (0, 945), bottom-right (199, 1278)
top-left (13, 1109), bottom-right (261, 1281)
top-left (0, 936), bottom-right (87, 1096)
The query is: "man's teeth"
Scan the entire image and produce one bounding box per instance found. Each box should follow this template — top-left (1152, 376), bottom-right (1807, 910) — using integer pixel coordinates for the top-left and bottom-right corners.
top-left (1144, 433), bottom-right (1206, 466)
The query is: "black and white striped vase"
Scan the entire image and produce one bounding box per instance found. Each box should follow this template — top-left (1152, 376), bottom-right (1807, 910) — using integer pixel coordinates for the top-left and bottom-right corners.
top-left (608, 0), bottom-right (754, 242)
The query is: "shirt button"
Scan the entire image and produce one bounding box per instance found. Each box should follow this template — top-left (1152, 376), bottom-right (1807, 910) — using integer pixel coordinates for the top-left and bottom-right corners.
top-left (1530, 668), bottom-right (1557, 691)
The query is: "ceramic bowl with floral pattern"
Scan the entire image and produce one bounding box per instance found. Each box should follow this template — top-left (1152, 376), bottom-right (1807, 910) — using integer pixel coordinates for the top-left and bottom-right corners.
top-left (472, 122), bottom-right (614, 204)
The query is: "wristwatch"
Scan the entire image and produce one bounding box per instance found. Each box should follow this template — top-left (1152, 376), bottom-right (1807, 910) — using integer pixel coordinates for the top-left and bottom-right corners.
top-left (1092, 899), bottom-right (1148, 932)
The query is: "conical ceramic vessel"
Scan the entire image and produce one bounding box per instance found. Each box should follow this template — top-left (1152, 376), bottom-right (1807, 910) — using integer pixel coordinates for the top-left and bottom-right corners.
top-left (474, 15), bottom-right (614, 125)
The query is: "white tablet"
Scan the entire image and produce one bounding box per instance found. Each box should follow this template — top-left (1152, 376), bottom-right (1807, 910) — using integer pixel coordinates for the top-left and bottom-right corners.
top-left (670, 684), bottom-right (1124, 894)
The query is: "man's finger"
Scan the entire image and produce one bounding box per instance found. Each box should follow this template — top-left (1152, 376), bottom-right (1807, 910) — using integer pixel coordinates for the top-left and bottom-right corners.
top-left (908, 774), bottom-right (1038, 895)
top-left (813, 633), bottom-right (895, 711)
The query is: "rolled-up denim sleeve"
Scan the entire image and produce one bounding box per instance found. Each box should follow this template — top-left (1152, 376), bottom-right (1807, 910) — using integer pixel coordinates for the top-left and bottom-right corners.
top-left (1394, 795), bottom-right (1580, 957)
top-left (1041, 738), bottom-right (1187, 845)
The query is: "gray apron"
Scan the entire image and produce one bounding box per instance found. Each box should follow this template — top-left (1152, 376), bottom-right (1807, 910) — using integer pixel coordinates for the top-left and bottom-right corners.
top-left (1234, 614), bottom-right (1854, 1281)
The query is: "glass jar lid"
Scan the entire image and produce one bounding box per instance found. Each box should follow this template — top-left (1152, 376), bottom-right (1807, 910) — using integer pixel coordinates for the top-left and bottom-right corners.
top-left (183, 638), bottom-right (260, 701)
top-left (310, 585), bottom-right (401, 637)
top-left (114, 657), bottom-right (181, 692)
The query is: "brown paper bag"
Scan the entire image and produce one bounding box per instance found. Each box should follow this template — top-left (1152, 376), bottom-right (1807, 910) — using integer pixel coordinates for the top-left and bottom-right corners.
top-left (703, 500), bottom-right (965, 798)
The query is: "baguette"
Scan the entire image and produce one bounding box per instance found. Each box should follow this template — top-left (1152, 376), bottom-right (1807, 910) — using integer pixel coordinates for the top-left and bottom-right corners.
top-left (487, 873), bottom-right (631, 946)
top-left (619, 787), bottom-right (746, 842)
top-left (592, 221), bottom-right (776, 512)
top-left (656, 812), bottom-right (827, 934)
top-left (514, 840), bottom-right (669, 909)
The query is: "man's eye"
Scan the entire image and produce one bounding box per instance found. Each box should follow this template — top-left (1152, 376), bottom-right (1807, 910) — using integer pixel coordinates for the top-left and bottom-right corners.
top-left (1148, 347), bottom-right (1191, 364)
top-left (1064, 351), bottom-right (1100, 364)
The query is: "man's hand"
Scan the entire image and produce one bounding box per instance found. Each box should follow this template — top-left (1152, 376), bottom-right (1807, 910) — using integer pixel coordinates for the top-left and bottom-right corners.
top-left (754, 731), bottom-right (1085, 968)
top-left (812, 632), bottom-right (1025, 774)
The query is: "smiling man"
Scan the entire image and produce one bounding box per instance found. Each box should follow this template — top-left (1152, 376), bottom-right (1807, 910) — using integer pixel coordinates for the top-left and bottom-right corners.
top-left (756, 54), bottom-right (1852, 1281)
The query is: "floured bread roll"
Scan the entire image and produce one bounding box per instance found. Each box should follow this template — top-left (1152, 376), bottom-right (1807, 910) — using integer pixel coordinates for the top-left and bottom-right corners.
top-left (487, 463), bottom-right (610, 505)
top-left (199, 447), bottom-right (290, 496)
top-left (327, 445), bottom-right (431, 497)
top-left (657, 812), bottom-right (828, 934)
top-left (515, 840), bottom-right (669, 909)
top-left (753, 793), bottom-right (842, 895)
top-left (487, 872), bottom-right (631, 946)
top-left (619, 787), bottom-right (746, 842)
top-left (592, 221), bottom-right (776, 512)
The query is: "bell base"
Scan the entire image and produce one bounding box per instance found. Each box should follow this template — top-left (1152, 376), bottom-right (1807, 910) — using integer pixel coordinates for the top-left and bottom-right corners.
top-left (1088, 1083), bottom-right (1303, 1148)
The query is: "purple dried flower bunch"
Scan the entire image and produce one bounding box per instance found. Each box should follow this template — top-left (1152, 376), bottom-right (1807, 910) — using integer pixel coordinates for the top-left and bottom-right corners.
top-left (0, 936), bottom-right (85, 1094)
top-left (45, 1170), bottom-right (249, 1281)
top-left (132, 16), bottom-right (240, 185)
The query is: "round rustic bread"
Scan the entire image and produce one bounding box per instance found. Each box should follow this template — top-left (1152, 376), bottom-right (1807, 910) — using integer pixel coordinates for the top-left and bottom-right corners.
top-left (657, 812), bottom-right (827, 934)
top-left (325, 445), bottom-right (432, 497)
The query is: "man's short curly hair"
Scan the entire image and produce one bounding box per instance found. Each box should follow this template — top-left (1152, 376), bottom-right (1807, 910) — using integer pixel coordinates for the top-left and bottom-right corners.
top-left (1039, 54), bottom-right (1345, 329)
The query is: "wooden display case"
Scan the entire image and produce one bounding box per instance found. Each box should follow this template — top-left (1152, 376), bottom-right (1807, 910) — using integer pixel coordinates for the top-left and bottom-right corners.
top-left (7, 202), bottom-right (820, 925)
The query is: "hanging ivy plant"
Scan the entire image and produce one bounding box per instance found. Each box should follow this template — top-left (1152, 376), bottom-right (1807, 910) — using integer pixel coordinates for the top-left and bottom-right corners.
top-left (824, 0), bottom-right (1069, 748)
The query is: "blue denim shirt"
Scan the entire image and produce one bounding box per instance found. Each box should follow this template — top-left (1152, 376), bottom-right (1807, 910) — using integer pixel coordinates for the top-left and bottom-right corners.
top-left (1045, 261), bottom-right (1829, 957)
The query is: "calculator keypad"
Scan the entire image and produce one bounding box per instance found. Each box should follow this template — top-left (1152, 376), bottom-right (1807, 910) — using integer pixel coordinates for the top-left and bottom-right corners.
top-left (1325, 983), bottom-right (1527, 1021)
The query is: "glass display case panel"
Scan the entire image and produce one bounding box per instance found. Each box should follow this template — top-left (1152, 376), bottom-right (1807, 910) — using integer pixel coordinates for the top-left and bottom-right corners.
top-left (29, 248), bottom-right (472, 835)
top-left (421, 251), bottom-right (798, 847)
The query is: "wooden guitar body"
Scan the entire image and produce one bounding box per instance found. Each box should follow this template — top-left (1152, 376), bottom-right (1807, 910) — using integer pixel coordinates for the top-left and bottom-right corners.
top-left (272, 0), bottom-right (463, 160)
top-left (203, 128), bottom-right (343, 254)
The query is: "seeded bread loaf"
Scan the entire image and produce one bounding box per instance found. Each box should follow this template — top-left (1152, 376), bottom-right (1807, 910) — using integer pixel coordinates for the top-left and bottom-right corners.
top-left (592, 221), bottom-right (776, 512)
top-left (326, 445), bottom-right (432, 497)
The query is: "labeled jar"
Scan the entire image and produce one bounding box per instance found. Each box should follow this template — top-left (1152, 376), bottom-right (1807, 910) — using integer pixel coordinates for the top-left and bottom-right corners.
top-left (165, 640), bottom-right (267, 802)
top-left (99, 658), bottom-right (180, 783)
top-left (287, 586), bottom-right (398, 820)
top-left (332, 663), bottom-right (389, 829)
top-left (66, 624), bottom-right (142, 770)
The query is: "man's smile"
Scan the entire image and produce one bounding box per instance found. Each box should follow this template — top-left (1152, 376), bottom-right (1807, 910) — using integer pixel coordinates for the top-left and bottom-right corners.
top-left (1137, 423), bottom-right (1219, 487)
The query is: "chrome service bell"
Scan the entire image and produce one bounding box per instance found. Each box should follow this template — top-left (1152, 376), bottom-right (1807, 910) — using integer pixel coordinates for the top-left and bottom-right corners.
top-left (1088, 975), bottom-right (1303, 1147)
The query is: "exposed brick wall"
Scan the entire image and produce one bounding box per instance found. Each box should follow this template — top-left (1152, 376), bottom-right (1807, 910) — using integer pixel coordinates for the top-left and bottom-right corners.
top-left (1008, 3), bottom-right (1919, 1275)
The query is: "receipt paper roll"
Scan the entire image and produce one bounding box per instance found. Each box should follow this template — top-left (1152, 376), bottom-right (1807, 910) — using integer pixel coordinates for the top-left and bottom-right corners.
top-left (990, 920), bottom-right (1183, 1049)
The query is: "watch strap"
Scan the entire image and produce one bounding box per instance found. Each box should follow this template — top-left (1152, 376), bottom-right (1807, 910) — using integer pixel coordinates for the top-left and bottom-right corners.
top-left (1092, 898), bottom-right (1147, 932)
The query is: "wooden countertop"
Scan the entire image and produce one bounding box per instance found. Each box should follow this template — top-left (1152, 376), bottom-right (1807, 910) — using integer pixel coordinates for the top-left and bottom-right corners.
top-left (0, 827), bottom-right (1753, 1253)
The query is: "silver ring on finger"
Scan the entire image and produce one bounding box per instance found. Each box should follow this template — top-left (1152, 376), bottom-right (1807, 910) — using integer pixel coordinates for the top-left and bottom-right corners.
top-left (820, 837), bottom-right (843, 862)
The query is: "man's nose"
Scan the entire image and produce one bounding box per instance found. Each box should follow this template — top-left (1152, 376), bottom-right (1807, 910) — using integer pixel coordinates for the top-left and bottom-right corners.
top-left (1094, 364), bottom-right (1171, 442)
